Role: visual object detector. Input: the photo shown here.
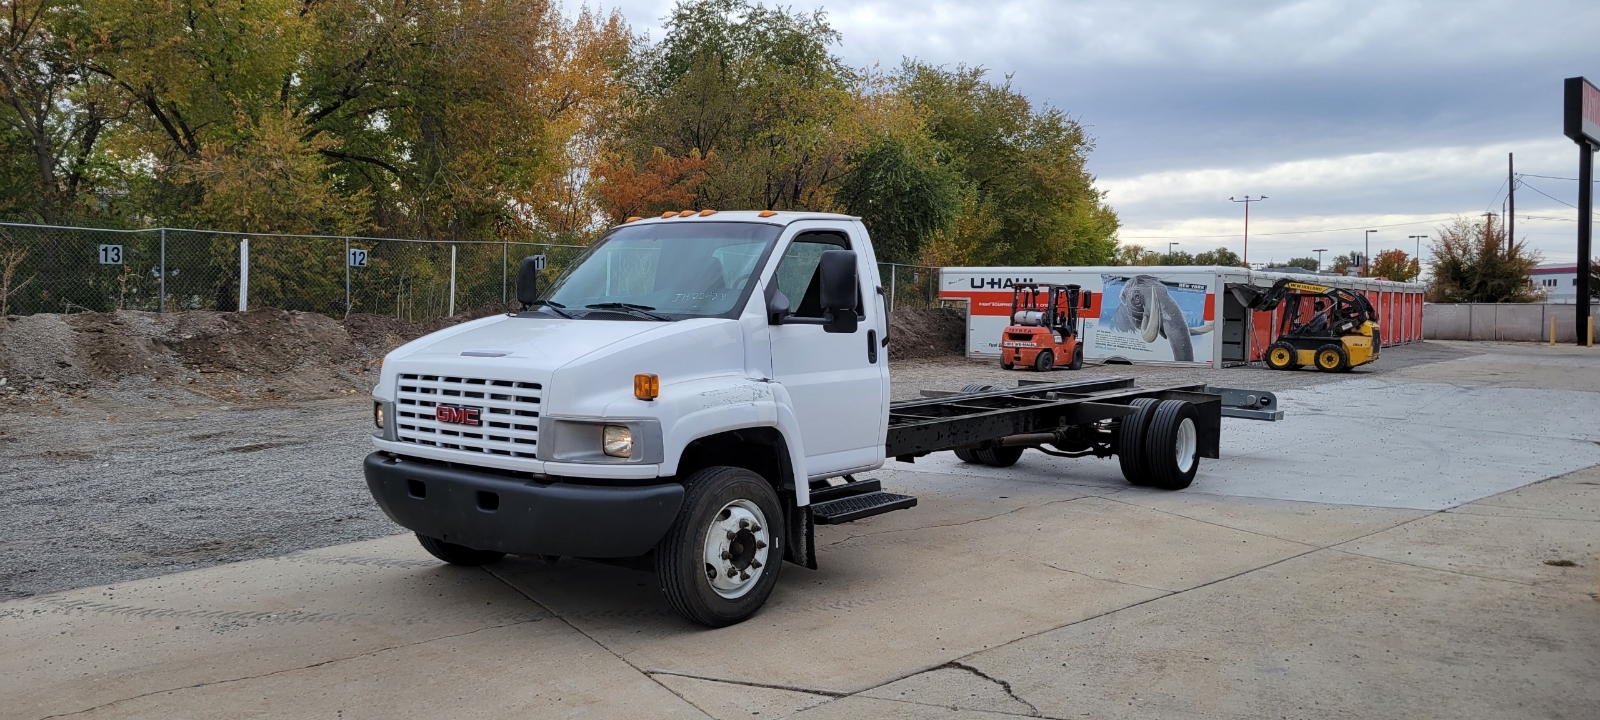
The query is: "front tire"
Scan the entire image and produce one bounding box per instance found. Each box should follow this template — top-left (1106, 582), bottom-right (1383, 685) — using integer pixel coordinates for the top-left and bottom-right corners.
top-left (974, 446), bottom-right (1025, 467)
top-left (416, 534), bottom-right (506, 566)
top-left (655, 466), bottom-right (784, 627)
top-left (1067, 343), bottom-right (1084, 370)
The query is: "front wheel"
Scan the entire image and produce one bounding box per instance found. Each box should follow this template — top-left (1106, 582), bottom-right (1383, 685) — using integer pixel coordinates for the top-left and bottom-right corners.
top-left (1266, 341), bottom-right (1299, 370)
top-left (416, 534), bottom-right (506, 566)
top-left (1314, 343), bottom-right (1349, 372)
top-left (1067, 343), bottom-right (1084, 370)
top-left (974, 446), bottom-right (1025, 467)
top-left (655, 466), bottom-right (784, 627)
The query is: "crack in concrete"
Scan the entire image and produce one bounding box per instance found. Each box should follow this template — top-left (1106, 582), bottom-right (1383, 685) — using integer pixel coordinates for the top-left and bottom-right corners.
top-left (1095, 494), bottom-right (1329, 549)
top-left (482, 566), bottom-right (717, 719)
top-left (1039, 561), bottom-right (1175, 593)
top-left (1327, 548), bottom-right (1540, 587)
top-left (35, 618), bottom-right (540, 719)
top-left (644, 670), bottom-right (847, 698)
top-left (938, 661), bottom-right (1043, 716)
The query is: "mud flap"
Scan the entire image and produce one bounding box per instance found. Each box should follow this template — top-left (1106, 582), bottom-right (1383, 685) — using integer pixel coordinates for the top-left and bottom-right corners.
top-left (784, 500), bottom-right (816, 569)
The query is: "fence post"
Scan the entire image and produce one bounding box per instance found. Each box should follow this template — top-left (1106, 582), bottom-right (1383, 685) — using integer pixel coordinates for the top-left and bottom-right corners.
top-left (889, 264), bottom-right (897, 314)
top-left (449, 244), bottom-right (457, 317)
top-left (158, 228), bottom-right (166, 313)
top-left (344, 237), bottom-right (351, 318)
top-left (239, 238), bottom-right (249, 312)
top-left (502, 241), bottom-right (508, 304)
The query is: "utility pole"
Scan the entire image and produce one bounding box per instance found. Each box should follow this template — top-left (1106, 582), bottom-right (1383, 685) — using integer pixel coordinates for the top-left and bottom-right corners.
top-left (1364, 230), bottom-right (1378, 276)
top-left (1482, 212), bottom-right (1498, 251)
top-left (1312, 248), bottom-right (1327, 272)
top-left (1229, 196), bottom-right (1267, 266)
top-left (1508, 153), bottom-right (1515, 253)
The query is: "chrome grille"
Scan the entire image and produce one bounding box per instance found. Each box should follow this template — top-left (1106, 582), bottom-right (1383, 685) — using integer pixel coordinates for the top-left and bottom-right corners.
top-left (395, 374), bottom-right (540, 458)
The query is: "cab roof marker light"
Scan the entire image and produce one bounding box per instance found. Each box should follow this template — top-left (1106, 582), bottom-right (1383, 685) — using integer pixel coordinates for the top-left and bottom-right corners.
top-left (660, 211), bottom-right (676, 218)
top-left (759, 210), bottom-right (777, 217)
top-left (698, 209), bottom-right (717, 216)
top-left (625, 216), bottom-right (641, 223)
top-left (678, 210), bottom-right (696, 217)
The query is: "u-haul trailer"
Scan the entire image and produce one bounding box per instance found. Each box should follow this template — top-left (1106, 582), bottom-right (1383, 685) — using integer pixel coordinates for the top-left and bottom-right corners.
top-left (939, 266), bottom-right (1425, 368)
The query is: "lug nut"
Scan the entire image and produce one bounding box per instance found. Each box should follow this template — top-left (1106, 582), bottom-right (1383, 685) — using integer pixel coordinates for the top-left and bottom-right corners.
top-left (738, 519), bottom-right (749, 530)
top-left (750, 559), bottom-right (762, 569)
top-left (720, 550), bottom-right (731, 560)
top-left (727, 568), bottom-right (739, 578)
top-left (754, 540), bottom-right (767, 550)
top-left (726, 530), bottom-right (737, 540)
top-left (750, 523), bottom-right (761, 532)
top-left (739, 571), bottom-right (749, 581)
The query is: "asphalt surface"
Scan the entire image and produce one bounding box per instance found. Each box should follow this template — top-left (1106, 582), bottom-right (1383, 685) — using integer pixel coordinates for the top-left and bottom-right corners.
top-left (0, 342), bottom-right (1482, 600)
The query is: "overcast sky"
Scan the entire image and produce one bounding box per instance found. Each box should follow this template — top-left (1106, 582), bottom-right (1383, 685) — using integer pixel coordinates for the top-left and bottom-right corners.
top-left (590, 0), bottom-right (1600, 266)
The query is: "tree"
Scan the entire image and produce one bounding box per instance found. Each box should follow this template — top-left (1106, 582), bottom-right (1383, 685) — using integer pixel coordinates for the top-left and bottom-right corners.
top-left (1285, 257), bottom-right (1319, 271)
top-left (1331, 252), bottom-right (1361, 275)
top-left (1113, 243), bottom-right (1160, 266)
top-left (1369, 249), bottom-right (1420, 282)
top-left (900, 62), bottom-right (1119, 267)
top-left (1427, 216), bottom-right (1540, 302)
top-left (835, 133), bottom-right (964, 264)
top-left (1193, 247), bottom-right (1242, 266)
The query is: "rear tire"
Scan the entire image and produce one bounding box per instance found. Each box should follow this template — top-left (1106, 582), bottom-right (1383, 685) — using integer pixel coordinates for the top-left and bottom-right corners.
top-left (1001, 361), bottom-right (1014, 370)
top-left (1117, 398), bottom-right (1161, 486)
top-left (1314, 343), bottom-right (1348, 372)
top-left (1034, 350), bottom-right (1054, 372)
top-left (655, 466), bottom-right (784, 627)
top-left (974, 445), bottom-right (1025, 467)
top-left (1143, 400), bottom-right (1200, 490)
top-left (416, 534), bottom-right (506, 566)
top-left (1266, 341), bottom-right (1299, 370)
top-left (1067, 343), bottom-right (1084, 370)
top-left (954, 448), bottom-right (980, 463)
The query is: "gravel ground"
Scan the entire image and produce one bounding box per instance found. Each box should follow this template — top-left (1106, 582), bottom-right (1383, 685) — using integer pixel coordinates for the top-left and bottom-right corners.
top-left (0, 342), bottom-right (1479, 599)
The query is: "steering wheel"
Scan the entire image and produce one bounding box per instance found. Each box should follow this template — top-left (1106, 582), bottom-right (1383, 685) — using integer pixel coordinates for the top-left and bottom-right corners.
top-left (730, 272), bottom-right (753, 290)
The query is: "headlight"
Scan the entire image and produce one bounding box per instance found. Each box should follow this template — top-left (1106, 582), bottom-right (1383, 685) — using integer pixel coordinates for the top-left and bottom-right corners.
top-left (603, 425), bottom-right (633, 458)
top-left (373, 401), bottom-right (385, 429)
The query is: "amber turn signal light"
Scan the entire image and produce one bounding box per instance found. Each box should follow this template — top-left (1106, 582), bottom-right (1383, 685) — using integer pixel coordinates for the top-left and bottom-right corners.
top-left (660, 211), bottom-right (676, 218)
top-left (634, 373), bottom-right (659, 401)
top-left (625, 216), bottom-right (641, 223)
top-left (698, 209), bottom-right (716, 216)
top-left (758, 210), bottom-right (777, 217)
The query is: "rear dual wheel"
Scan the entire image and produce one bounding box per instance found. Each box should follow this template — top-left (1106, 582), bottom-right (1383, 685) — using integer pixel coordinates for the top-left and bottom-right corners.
top-left (1117, 399), bottom-right (1201, 490)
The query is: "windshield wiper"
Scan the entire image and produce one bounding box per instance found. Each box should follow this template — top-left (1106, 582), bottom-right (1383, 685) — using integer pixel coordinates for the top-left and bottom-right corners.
top-left (584, 302), bottom-right (671, 321)
top-left (533, 300), bottom-right (574, 319)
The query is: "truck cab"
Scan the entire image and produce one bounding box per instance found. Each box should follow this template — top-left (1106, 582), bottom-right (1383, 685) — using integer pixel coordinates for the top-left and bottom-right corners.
top-left (365, 212), bottom-right (893, 626)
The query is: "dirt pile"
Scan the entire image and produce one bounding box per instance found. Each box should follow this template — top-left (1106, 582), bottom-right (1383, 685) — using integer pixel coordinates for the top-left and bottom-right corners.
top-left (0, 307), bottom-right (507, 404)
top-left (0, 302), bottom-right (964, 404)
top-left (888, 307), bottom-right (967, 360)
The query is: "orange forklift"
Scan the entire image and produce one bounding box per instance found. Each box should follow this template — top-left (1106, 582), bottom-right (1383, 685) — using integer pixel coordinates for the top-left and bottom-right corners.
top-left (1000, 283), bottom-right (1093, 372)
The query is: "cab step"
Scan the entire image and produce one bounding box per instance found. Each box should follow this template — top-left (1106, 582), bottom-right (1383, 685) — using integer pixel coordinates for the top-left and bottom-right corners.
top-left (809, 478), bottom-right (917, 524)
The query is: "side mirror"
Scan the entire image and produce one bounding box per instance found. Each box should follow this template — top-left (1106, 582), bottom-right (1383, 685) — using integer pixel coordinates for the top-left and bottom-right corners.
top-left (818, 250), bottom-right (859, 333)
top-left (766, 288), bottom-right (791, 324)
top-left (1081, 290), bottom-right (1093, 310)
top-left (516, 256), bottom-right (541, 309)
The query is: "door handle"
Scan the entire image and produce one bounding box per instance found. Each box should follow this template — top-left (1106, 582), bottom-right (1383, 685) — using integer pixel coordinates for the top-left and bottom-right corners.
top-left (867, 329), bottom-right (878, 363)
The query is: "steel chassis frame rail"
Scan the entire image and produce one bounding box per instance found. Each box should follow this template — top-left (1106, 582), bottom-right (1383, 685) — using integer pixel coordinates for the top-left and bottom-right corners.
top-left (885, 376), bottom-right (1222, 461)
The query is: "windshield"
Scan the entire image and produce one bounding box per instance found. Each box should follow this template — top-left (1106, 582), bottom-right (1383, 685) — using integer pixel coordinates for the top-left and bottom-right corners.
top-left (539, 222), bottom-right (779, 319)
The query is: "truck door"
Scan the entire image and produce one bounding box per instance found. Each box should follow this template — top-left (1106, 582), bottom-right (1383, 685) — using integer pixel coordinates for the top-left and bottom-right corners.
top-left (766, 224), bottom-right (887, 478)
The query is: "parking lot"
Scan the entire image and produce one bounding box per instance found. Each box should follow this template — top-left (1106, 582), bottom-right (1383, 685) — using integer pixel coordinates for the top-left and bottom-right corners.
top-left (2, 341), bottom-right (1598, 719)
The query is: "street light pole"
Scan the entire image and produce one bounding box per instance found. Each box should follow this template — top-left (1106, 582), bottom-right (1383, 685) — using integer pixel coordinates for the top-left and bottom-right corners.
top-left (1312, 248), bottom-right (1327, 272)
top-left (1408, 234), bottom-right (1428, 279)
top-left (1364, 230), bottom-right (1378, 276)
top-left (1230, 195), bottom-right (1268, 266)
top-left (1167, 242), bottom-right (1180, 262)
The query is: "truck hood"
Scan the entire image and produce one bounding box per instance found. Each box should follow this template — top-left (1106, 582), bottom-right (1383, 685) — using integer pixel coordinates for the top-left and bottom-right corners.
top-left (402, 314), bottom-right (665, 368)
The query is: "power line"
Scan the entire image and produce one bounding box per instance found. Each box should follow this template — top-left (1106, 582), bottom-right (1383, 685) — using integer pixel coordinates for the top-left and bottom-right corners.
top-left (1517, 178), bottom-right (1577, 210)
top-left (1121, 216), bottom-right (1459, 240)
top-left (1519, 172), bottom-right (1600, 182)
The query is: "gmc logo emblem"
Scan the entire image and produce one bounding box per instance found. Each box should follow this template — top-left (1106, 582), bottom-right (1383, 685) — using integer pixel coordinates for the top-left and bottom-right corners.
top-left (435, 404), bottom-right (481, 426)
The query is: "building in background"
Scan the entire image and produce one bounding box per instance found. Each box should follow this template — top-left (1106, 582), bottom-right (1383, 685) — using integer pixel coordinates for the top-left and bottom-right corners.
top-left (1530, 263), bottom-right (1579, 304)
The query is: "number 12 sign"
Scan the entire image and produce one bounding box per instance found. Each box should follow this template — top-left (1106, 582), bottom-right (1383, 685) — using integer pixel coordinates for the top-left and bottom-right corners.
top-left (348, 248), bottom-right (369, 267)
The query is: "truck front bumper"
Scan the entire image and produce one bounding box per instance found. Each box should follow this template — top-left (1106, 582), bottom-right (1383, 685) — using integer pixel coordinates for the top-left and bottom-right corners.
top-left (364, 452), bottom-right (684, 558)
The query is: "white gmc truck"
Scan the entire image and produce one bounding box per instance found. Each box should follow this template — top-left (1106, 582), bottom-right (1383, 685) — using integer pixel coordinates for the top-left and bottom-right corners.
top-left (365, 211), bottom-right (1272, 626)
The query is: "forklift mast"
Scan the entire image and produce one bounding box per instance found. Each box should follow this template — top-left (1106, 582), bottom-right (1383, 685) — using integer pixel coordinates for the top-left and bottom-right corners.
top-left (1010, 283), bottom-right (1092, 337)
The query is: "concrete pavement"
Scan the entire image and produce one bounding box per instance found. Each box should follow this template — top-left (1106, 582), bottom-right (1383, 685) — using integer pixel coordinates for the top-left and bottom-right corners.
top-left (2, 342), bottom-right (1598, 719)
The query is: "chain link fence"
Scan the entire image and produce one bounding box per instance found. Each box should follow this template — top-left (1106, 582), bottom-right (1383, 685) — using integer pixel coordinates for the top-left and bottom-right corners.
top-left (0, 220), bottom-right (943, 320)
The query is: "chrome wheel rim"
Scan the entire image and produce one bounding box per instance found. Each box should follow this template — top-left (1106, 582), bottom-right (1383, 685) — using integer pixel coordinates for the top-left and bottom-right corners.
top-left (702, 499), bottom-right (770, 599)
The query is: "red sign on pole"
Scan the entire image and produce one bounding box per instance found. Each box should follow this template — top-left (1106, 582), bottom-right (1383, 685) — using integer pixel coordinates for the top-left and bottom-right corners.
top-left (1564, 77), bottom-right (1600, 146)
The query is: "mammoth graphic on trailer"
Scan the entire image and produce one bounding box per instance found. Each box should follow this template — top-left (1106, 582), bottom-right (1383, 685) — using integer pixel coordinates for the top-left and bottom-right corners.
top-left (1100, 275), bottom-right (1214, 362)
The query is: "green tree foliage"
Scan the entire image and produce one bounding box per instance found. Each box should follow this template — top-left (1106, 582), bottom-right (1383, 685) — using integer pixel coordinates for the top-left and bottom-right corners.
top-left (1428, 216), bottom-right (1540, 302)
top-left (1285, 257), bottom-right (1319, 271)
top-left (905, 63), bottom-right (1119, 268)
top-left (1193, 247), bottom-right (1241, 266)
top-left (835, 134), bottom-right (964, 264)
top-left (1114, 244), bottom-right (1160, 266)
